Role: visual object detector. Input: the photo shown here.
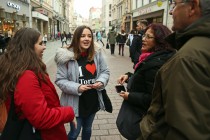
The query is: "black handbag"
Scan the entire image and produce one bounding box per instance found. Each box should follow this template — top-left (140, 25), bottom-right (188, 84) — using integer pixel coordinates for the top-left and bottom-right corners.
top-left (0, 95), bottom-right (42, 140)
top-left (116, 100), bottom-right (144, 140)
top-left (101, 89), bottom-right (113, 113)
top-left (106, 43), bottom-right (109, 49)
top-left (126, 38), bottom-right (130, 46)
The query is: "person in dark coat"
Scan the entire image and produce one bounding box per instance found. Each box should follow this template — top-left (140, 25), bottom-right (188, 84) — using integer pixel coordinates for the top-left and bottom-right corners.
top-left (130, 19), bottom-right (148, 68)
top-left (116, 29), bottom-right (127, 56)
top-left (116, 23), bottom-right (176, 140)
top-left (61, 32), bottom-right (67, 47)
top-left (68, 32), bottom-right (72, 41)
top-left (0, 35), bottom-right (10, 54)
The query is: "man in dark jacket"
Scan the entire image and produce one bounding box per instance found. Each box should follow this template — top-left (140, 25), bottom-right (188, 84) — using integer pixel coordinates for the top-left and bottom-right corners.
top-left (140, 0), bottom-right (210, 139)
top-left (0, 34), bottom-right (9, 54)
top-left (130, 19), bottom-right (148, 68)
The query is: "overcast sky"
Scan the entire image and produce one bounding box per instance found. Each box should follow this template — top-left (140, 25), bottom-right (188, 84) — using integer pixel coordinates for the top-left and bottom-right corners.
top-left (74, 0), bottom-right (102, 18)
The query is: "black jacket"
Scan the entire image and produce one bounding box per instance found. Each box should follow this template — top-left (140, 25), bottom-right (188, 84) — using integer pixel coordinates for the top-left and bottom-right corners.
top-left (126, 50), bottom-right (175, 113)
top-left (130, 31), bottom-right (144, 64)
top-left (116, 33), bottom-right (127, 44)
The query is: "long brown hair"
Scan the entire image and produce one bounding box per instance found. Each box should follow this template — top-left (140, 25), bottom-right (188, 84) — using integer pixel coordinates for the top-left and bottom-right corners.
top-left (0, 28), bottom-right (47, 102)
top-left (67, 25), bottom-right (95, 61)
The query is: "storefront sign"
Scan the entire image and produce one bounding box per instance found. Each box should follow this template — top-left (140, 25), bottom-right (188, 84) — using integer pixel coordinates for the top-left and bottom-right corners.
top-left (138, 8), bottom-right (152, 15)
top-left (7, 2), bottom-right (20, 11)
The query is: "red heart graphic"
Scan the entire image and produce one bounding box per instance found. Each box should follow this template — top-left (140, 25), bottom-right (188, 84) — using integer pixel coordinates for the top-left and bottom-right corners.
top-left (85, 63), bottom-right (96, 75)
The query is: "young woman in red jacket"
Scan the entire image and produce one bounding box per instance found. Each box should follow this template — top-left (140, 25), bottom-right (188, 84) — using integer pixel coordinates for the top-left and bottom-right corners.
top-left (0, 28), bottom-right (76, 140)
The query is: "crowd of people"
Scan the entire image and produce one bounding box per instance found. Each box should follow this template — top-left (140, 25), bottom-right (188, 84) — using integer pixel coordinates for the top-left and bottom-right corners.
top-left (1, 0), bottom-right (210, 140)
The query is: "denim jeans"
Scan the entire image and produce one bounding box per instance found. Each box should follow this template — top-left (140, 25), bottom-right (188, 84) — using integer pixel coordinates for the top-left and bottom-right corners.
top-left (68, 113), bottom-right (96, 140)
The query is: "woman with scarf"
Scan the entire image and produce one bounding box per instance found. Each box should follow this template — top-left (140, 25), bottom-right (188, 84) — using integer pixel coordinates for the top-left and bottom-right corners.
top-left (116, 23), bottom-right (176, 140)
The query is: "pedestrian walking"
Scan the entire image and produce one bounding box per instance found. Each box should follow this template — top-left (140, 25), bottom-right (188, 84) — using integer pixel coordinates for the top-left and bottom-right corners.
top-left (107, 26), bottom-right (117, 55)
top-left (96, 31), bottom-right (104, 46)
top-left (126, 30), bottom-right (135, 57)
top-left (140, 0), bottom-right (210, 139)
top-left (54, 25), bottom-right (110, 140)
top-left (61, 32), bottom-right (67, 47)
top-left (116, 29), bottom-right (127, 56)
top-left (130, 19), bottom-right (148, 68)
top-left (43, 33), bottom-right (47, 45)
top-left (68, 32), bottom-right (72, 42)
top-left (0, 28), bottom-right (75, 140)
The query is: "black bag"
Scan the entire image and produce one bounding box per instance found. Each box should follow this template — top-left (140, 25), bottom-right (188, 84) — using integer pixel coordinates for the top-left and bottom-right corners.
top-left (106, 43), bottom-right (109, 49)
top-left (116, 100), bottom-right (143, 140)
top-left (101, 89), bottom-right (113, 113)
top-left (126, 38), bottom-right (130, 46)
top-left (0, 95), bottom-right (42, 140)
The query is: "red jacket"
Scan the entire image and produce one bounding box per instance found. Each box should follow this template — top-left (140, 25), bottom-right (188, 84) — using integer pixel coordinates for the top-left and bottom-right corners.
top-left (13, 70), bottom-right (74, 140)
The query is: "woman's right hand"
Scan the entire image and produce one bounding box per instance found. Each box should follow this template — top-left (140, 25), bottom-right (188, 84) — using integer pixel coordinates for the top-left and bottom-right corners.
top-left (117, 75), bottom-right (128, 84)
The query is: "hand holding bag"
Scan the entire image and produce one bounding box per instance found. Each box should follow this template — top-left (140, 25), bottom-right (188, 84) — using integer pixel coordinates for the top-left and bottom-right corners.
top-left (106, 43), bottom-right (109, 49)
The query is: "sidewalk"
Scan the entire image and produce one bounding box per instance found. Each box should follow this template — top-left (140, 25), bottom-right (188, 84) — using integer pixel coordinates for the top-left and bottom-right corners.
top-left (44, 39), bottom-right (133, 140)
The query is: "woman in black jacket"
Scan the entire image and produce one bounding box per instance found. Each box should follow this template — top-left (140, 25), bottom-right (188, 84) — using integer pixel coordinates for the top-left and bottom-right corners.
top-left (116, 30), bottom-right (127, 56)
top-left (116, 23), bottom-right (176, 140)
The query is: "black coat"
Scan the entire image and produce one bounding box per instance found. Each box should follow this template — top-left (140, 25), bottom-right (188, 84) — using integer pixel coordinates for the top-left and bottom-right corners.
top-left (125, 50), bottom-right (175, 114)
top-left (117, 33), bottom-right (127, 44)
top-left (130, 33), bottom-right (143, 65)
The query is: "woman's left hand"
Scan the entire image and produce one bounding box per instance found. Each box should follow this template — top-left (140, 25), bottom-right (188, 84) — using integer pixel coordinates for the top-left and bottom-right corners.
top-left (91, 81), bottom-right (103, 89)
top-left (119, 91), bottom-right (129, 100)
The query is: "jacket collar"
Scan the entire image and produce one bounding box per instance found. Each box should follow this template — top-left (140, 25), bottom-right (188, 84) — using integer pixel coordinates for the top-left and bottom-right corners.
top-left (54, 42), bottom-right (101, 65)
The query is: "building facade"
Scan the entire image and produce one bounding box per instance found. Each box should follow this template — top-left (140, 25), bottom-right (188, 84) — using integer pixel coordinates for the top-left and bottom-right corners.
top-left (0, 0), bottom-right (72, 40)
top-left (102, 0), bottom-right (112, 36)
top-left (0, 0), bottom-right (29, 36)
top-left (106, 0), bottom-right (173, 34)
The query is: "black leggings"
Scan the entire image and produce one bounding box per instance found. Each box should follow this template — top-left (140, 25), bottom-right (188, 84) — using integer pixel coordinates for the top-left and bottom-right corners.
top-left (110, 44), bottom-right (115, 54)
top-left (119, 44), bottom-right (125, 55)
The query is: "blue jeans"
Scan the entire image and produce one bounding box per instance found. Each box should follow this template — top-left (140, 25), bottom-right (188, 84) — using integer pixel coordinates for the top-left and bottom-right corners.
top-left (68, 113), bottom-right (96, 140)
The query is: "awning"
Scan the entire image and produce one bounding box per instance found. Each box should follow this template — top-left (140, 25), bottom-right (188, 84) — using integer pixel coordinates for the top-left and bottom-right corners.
top-left (133, 10), bottom-right (163, 21)
top-left (32, 11), bottom-right (48, 21)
